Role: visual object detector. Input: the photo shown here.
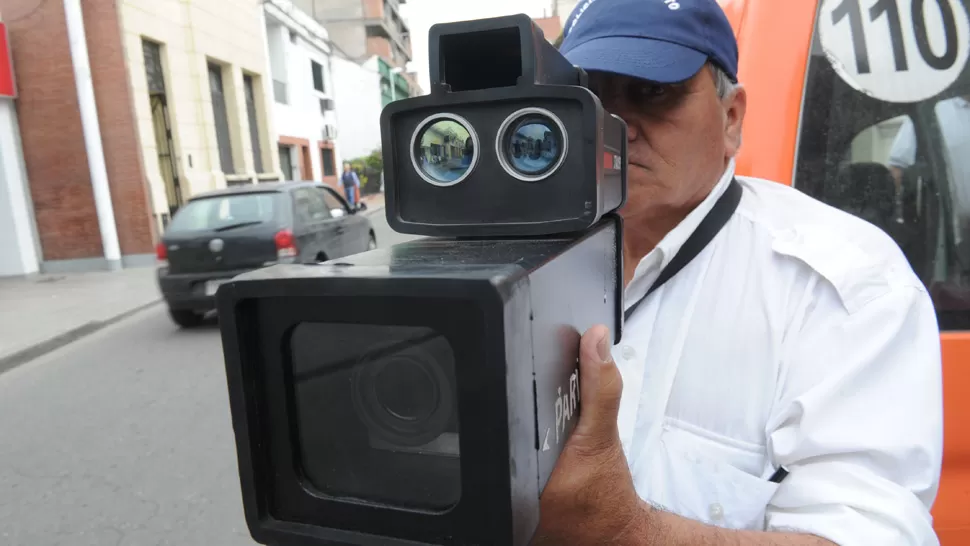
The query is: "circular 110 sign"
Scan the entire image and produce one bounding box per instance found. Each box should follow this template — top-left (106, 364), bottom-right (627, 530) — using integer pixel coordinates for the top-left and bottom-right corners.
top-left (818, 0), bottom-right (970, 103)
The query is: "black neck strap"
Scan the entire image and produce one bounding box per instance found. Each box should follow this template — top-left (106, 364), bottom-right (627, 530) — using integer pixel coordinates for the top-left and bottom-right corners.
top-left (624, 178), bottom-right (743, 322)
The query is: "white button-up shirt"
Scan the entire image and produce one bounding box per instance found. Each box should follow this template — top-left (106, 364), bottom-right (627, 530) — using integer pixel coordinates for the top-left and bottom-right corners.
top-left (617, 160), bottom-right (943, 545)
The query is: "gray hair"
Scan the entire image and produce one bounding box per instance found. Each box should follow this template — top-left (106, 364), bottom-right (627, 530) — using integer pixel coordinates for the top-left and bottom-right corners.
top-left (708, 62), bottom-right (738, 99)
top-left (707, 61), bottom-right (743, 149)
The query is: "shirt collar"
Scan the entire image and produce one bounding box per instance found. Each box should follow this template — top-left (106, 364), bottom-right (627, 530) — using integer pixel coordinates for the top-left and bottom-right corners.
top-left (630, 159), bottom-right (738, 283)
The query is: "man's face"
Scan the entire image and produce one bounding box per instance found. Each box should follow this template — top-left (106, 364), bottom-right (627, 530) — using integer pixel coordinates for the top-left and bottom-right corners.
top-left (343, 164), bottom-right (351, 172)
top-left (588, 66), bottom-right (746, 228)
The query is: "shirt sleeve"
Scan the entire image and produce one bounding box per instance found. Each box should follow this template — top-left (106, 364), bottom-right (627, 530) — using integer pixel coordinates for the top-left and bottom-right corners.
top-left (887, 118), bottom-right (917, 169)
top-left (764, 277), bottom-right (943, 545)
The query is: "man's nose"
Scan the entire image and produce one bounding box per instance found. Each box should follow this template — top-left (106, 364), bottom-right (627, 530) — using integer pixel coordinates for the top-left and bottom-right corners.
top-left (600, 98), bottom-right (640, 141)
top-left (626, 122), bottom-right (639, 142)
top-left (612, 109), bottom-right (640, 142)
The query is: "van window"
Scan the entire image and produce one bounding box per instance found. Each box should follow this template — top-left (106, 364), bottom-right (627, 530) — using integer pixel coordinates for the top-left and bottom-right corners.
top-left (793, 0), bottom-right (970, 330)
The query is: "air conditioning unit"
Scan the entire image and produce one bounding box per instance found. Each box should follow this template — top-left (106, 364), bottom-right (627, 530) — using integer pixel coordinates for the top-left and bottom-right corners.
top-left (323, 124), bottom-right (338, 140)
top-left (319, 98), bottom-right (335, 113)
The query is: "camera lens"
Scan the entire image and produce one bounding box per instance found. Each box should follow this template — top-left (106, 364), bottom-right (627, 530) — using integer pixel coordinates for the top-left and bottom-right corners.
top-left (411, 113), bottom-right (479, 187)
top-left (497, 108), bottom-right (567, 182)
top-left (290, 323), bottom-right (461, 512)
top-left (352, 337), bottom-right (455, 448)
top-left (373, 357), bottom-right (438, 423)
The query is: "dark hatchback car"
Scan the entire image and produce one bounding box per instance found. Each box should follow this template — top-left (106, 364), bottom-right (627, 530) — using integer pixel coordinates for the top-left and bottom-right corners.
top-left (156, 181), bottom-right (376, 328)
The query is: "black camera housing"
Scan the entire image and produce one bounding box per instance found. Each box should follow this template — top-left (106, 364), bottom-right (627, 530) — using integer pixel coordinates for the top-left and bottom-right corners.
top-left (381, 14), bottom-right (627, 237)
top-left (216, 217), bottom-right (623, 546)
top-left (215, 12), bottom-right (630, 546)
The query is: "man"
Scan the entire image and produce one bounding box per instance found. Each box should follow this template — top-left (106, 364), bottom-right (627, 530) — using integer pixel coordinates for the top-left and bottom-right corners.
top-left (888, 95), bottom-right (970, 264)
top-left (533, 1), bottom-right (943, 545)
top-left (340, 162), bottom-right (361, 208)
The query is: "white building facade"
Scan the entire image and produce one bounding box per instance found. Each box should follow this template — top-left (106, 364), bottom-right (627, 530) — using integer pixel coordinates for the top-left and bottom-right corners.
top-left (264, 0), bottom-right (343, 189)
top-left (331, 55), bottom-right (384, 161)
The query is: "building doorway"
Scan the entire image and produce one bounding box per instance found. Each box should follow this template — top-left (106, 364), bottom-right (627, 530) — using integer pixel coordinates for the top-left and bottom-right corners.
top-left (278, 137), bottom-right (313, 181)
top-left (279, 144), bottom-right (296, 180)
top-left (143, 40), bottom-right (183, 221)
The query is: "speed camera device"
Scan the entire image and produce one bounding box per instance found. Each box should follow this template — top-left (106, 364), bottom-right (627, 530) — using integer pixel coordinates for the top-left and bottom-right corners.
top-left (383, 14), bottom-right (626, 237)
top-left (216, 13), bottom-right (627, 546)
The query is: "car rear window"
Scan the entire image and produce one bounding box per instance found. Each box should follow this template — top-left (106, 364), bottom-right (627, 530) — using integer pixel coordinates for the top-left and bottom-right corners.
top-left (166, 192), bottom-right (283, 233)
top-left (793, 0), bottom-right (970, 331)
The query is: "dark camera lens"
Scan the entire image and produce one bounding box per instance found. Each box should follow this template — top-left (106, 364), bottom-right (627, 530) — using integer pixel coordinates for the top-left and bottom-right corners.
top-left (289, 323), bottom-right (461, 512)
top-left (411, 114), bottom-right (478, 186)
top-left (354, 351), bottom-right (453, 447)
top-left (497, 108), bottom-right (567, 182)
top-left (374, 358), bottom-right (437, 422)
top-left (352, 335), bottom-right (456, 448)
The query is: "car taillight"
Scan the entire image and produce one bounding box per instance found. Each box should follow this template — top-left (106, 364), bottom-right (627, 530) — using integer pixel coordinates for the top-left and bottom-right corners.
top-left (274, 229), bottom-right (297, 259)
top-left (155, 242), bottom-right (167, 261)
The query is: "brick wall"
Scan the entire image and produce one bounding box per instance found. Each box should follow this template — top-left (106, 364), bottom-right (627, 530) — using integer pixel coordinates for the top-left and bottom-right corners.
top-left (2, 0), bottom-right (100, 260)
top-left (83, 0), bottom-right (156, 256)
top-left (0, 0), bottom-right (155, 262)
top-left (362, 0), bottom-right (383, 19)
top-left (366, 36), bottom-right (391, 60)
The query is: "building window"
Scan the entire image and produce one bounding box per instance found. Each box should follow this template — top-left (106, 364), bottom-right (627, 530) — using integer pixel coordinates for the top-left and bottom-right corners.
top-left (208, 62), bottom-right (236, 174)
top-left (142, 39), bottom-right (184, 215)
top-left (273, 79), bottom-right (288, 105)
top-left (143, 40), bottom-right (166, 95)
top-left (311, 60), bottom-right (325, 93)
top-left (243, 75), bottom-right (264, 173)
top-left (279, 144), bottom-right (295, 180)
top-left (321, 148), bottom-right (336, 177)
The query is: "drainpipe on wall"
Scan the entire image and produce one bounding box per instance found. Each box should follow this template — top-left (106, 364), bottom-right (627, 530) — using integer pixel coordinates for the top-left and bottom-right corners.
top-left (62, 0), bottom-right (122, 270)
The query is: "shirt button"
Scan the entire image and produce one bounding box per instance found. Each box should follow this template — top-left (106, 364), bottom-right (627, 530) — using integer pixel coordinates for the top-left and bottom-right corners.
top-left (620, 345), bottom-right (637, 361)
top-left (709, 503), bottom-right (724, 521)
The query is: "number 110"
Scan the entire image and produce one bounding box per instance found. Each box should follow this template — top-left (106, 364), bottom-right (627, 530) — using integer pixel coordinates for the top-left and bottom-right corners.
top-left (831, 0), bottom-right (959, 73)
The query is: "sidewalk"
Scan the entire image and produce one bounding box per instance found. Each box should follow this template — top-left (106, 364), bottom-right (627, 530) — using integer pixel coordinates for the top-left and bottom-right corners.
top-left (361, 192), bottom-right (385, 215)
top-left (0, 268), bottom-right (161, 373)
top-left (0, 195), bottom-right (386, 374)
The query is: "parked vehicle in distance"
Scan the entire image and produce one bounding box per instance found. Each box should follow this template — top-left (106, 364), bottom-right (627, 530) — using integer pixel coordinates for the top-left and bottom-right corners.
top-left (155, 181), bottom-right (376, 328)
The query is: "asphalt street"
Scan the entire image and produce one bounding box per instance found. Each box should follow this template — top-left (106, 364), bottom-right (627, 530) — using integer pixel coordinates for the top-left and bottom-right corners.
top-left (370, 206), bottom-right (422, 249)
top-left (0, 211), bottom-right (420, 546)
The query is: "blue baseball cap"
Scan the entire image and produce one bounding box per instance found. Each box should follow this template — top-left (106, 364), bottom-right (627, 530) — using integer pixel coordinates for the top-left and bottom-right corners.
top-left (559, 0), bottom-right (739, 84)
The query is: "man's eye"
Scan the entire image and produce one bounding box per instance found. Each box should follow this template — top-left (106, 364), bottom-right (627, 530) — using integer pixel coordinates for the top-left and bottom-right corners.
top-left (633, 84), bottom-right (667, 99)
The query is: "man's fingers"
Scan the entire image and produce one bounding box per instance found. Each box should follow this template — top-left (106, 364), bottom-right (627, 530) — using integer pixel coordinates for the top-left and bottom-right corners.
top-left (572, 325), bottom-right (623, 448)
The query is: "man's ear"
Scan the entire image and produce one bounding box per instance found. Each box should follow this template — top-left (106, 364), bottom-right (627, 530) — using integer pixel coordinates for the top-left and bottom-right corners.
top-left (724, 85), bottom-right (747, 157)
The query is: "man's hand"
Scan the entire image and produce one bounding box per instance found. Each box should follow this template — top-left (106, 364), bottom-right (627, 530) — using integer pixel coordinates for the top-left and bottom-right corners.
top-left (530, 325), bottom-right (838, 546)
top-left (531, 325), bottom-right (651, 545)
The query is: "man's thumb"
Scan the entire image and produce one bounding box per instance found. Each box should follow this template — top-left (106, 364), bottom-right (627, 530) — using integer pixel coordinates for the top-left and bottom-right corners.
top-left (572, 325), bottom-right (623, 446)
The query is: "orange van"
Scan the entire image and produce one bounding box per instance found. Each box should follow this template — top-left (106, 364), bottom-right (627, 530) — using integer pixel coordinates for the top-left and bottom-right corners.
top-left (716, 0), bottom-right (970, 542)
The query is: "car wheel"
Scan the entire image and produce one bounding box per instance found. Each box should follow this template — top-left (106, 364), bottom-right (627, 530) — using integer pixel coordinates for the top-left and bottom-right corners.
top-left (368, 233), bottom-right (377, 251)
top-left (169, 308), bottom-right (204, 329)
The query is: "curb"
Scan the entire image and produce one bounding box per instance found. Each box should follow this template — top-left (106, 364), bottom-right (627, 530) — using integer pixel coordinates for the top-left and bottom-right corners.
top-left (0, 299), bottom-right (162, 377)
top-left (363, 204), bottom-right (385, 217)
